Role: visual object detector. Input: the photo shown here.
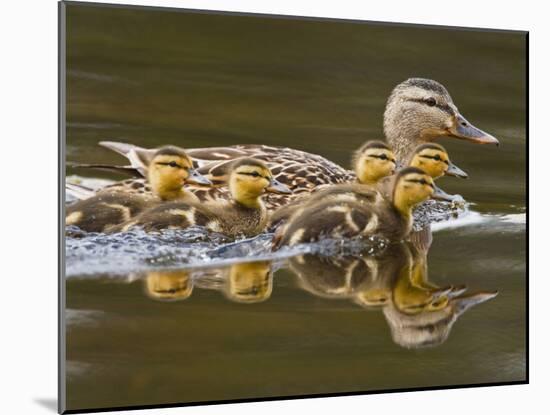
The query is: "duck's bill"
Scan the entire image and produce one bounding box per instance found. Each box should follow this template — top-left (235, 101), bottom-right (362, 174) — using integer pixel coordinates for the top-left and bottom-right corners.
top-left (452, 291), bottom-right (499, 314)
top-left (431, 185), bottom-right (458, 202)
top-left (187, 169), bottom-right (212, 185)
top-left (445, 161), bottom-right (468, 179)
top-left (267, 178), bottom-right (291, 194)
top-left (448, 113), bottom-right (500, 145)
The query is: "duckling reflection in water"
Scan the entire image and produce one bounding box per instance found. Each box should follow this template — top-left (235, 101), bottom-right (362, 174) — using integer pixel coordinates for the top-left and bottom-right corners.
top-left (286, 242), bottom-right (497, 349)
top-left (144, 270), bottom-right (193, 302)
top-left (224, 261), bottom-right (273, 304)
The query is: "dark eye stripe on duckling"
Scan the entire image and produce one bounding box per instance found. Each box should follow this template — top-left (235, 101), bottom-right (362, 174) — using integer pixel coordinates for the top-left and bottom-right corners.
top-left (407, 98), bottom-right (455, 116)
top-left (238, 171), bottom-right (268, 179)
top-left (369, 154), bottom-right (396, 162)
top-left (419, 154), bottom-right (449, 165)
top-left (156, 161), bottom-right (186, 168)
top-left (405, 178), bottom-right (434, 189)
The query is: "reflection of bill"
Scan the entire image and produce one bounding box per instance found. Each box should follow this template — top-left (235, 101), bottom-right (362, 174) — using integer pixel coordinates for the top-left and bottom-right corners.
top-left (144, 270), bottom-right (193, 302)
top-left (384, 291), bottom-right (498, 349)
top-left (225, 261), bottom-right (273, 304)
top-left (287, 240), bottom-right (498, 349)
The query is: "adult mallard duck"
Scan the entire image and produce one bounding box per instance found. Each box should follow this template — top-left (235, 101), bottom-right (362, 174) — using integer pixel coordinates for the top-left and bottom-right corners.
top-left (111, 158), bottom-right (290, 237)
top-left (72, 78), bottom-right (497, 211)
top-left (66, 146), bottom-right (211, 233)
top-left (272, 167), bottom-right (443, 248)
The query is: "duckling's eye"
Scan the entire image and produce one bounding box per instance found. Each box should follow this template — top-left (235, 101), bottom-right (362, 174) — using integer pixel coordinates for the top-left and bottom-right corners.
top-left (169, 161), bottom-right (178, 168)
top-left (425, 97), bottom-right (436, 107)
top-left (434, 154), bottom-right (441, 161)
top-left (250, 171), bottom-right (261, 177)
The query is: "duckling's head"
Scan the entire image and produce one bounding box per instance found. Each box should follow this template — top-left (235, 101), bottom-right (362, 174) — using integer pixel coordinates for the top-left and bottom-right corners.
top-left (226, 261), bottom-right (273, 303)
top-left (392, 167), bottom-right (435, 215)
top-left (144, 270), bottom-right (193, 302)
top-left (409, 143), bottom-right (468, 179)
top-left (148, 146), bottom-right (211, 200)
top-left (352, 140), bottom-right (396, 184)
top-left (228, 158), bottom-right (291, 208)
top-left (384, 78), bottom-right (498, 159)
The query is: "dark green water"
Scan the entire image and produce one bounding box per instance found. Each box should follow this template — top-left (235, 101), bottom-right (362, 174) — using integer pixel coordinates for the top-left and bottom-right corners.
top-left (63, 3), bottom-right (526, 411)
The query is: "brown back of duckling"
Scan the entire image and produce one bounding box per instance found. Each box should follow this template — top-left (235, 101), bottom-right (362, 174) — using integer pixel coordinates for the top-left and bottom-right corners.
top-left (66, 192), bottom-right (158, 233)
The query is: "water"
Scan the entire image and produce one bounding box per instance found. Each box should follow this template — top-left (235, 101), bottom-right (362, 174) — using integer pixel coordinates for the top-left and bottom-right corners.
top-left (63, 3), bottom-right (526, 411)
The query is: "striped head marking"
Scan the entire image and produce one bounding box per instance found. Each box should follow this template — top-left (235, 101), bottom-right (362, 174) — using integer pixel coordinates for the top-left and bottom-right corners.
top-left (353, 141), bottom-right (396, 184)
top-left (384, 78), bottom-right (498, 150)
top-left (148, 146), bottom-right (210, 199)
top-left (410, 143), bottom-right (467, 179)
top-left (393, 167), bottom-right (435, 213)
top-left (229, 158), bottom-right (290, 207)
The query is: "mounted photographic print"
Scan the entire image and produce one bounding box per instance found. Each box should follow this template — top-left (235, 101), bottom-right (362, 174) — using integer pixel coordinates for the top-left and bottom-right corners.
top-left (59, 1), bottom-right (527, 413)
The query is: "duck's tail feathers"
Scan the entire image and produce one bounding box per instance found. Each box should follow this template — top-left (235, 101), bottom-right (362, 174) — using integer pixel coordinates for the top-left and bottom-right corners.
top-left (99, 141), bottom-right (154, 176)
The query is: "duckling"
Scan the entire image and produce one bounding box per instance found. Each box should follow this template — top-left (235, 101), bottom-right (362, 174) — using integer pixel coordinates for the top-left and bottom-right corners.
top-left (268, 141), bottom-right (397, 229)
top-left (92, 78), bottom-right (497, 210)
top-left (65, 146), bottom-right (211, 233)
top-left (376, 142), bottom-right (467, 200)
top-left (113, 158), bottom-right (291, 238)
top-left (273, 167), bottom-right (444, 248)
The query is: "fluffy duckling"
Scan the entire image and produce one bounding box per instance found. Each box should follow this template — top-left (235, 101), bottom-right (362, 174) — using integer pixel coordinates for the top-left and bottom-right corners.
top-left (269, 141), bottom-right (397, 229)
top-left (352, 141), bottom-right (397, 184)
top-left (113, 158), bottom-right (291, 237)
top-left (376, 143), bottom-right (467, 200)
top-left (66, 146), bottom-right (210, 233)
top-left (273, 167), bottom-right (444, 248)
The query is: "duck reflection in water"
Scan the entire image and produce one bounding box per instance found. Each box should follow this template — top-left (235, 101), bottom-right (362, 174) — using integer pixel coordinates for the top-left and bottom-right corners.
top-left (224, 261), bottom-right (273, 303)
top-left (289, 239), bottom-right (497, 349)
top-left (144, 270), bottom-right (193, 302)
top-left (143, 260), bottom-right (273, 304)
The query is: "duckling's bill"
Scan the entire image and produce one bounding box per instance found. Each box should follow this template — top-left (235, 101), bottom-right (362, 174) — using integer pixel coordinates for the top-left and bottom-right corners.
top-left (187, 168), bottom-right (212, 185)
top-left (266, 178), bottom-right (291, 194)
top-left (431, 185), bottom-right (461, 203)
top-left (445, 161), bottom-right (468, 179)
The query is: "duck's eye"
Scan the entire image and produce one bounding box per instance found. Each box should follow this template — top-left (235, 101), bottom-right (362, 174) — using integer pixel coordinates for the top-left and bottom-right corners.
top-left (250, 171), bottom-right (261, 177)
top-left (425, 97), bottom-right (436, 107)
top-left (169, 161), bottom-right (179, 168)
top-left (379, 154), bottom-right (388, 161)
top-left (434, 154), bottom-right (441, 161)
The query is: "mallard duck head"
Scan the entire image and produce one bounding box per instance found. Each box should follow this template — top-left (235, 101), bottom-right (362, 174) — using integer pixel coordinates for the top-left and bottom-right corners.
top-left (352, 140), bottom-right (397, 184)
top-left (226, 261), bottom-right (273, 303)
top-left (144, 270), bottom-right (193, 301)
top-left (148, 146), bottom-right (211, 200)
top-left (228, 158), bottom-right (291, 208)
top-left (392, 167), bottom-right (436, 215)
top-left (409, 143), bottom-right (468, 179)
top-left (384, 78), bottom-right (499, 159)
